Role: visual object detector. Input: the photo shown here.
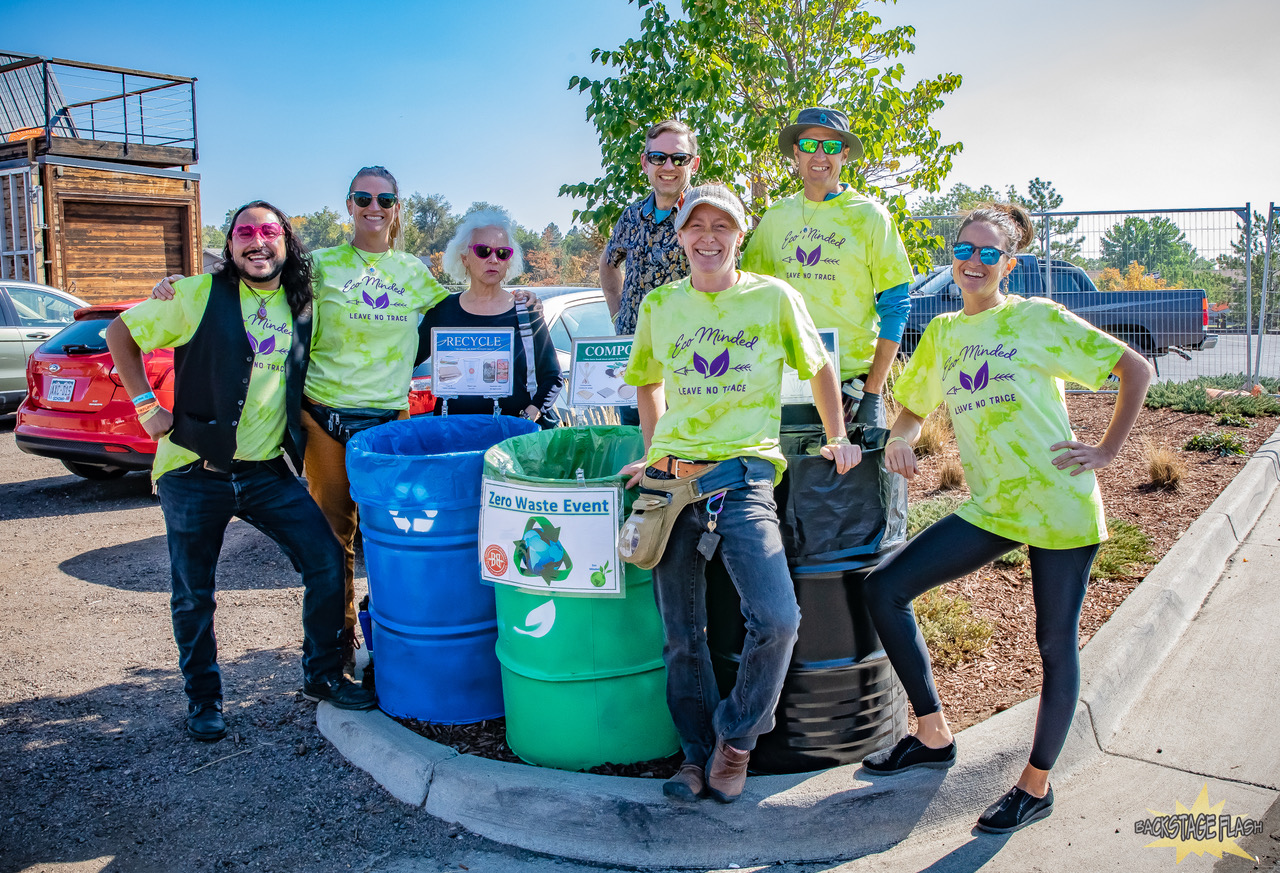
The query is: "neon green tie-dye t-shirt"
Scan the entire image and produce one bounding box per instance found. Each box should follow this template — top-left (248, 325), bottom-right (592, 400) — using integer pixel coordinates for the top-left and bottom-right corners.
top-left (741, 187), bottom-right (913, 379)
top-left (121, 274), bottom-right (293, 481)
top-left (893, 295), bottom-right (1128, 549)
top-left (625, 271), bottom-right (829, 482)
top-left (306, 244), bottom-right (448, 409)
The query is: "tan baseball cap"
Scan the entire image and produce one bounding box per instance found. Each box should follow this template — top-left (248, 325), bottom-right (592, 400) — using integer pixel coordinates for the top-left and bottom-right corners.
top-left (673, 184), bottom-right (748, 233)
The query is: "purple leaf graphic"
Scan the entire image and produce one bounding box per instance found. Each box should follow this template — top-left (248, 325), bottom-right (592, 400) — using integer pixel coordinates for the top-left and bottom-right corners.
top-left (258, 334), bottom-right (277, 356)
top-left (362, 290), bottom-right (376, 307)
top-left (806, 245), bottom-right (822, 266)
top-left (374, 293), bottom-right (389, 310)
top-left (796, 246), bottom-right (808, 264)
top-left (959, 370), bottom-right (973, 391)
top-left (973, 361), bottom-right (989, 391)
top-left (708, 348), bottom-right (730, 377)
top-left (246, 332), bottom-right (259, 353)
top-left (692, 352), bottom-right (709, 376)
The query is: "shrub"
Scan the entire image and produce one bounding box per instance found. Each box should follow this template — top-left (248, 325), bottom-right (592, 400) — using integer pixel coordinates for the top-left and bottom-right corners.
top-left (937, 456), bottom-right (965, 491)
top-left (913, 588), bottom-right (994, 667)
top-left (1143, 438), bottom-right (1186, 490)
top-left (1092, 518), bottom-right (1154, 580)
top-left (1184, 431), bottom-right (1247, 456)
top-left (1215, 412), bottom-right (1252, 428)
top-left (916, 407), bottom-right (954, 456)
top-left (996, 546), bottom-right (1028, 566)
top-left (1144, 375), bottom-right (1280, 417)
top-left (907, 494), bottom-right (966, 537)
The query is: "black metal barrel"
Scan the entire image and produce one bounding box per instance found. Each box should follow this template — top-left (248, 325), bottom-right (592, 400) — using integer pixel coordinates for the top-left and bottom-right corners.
top-left (706, 424), bottom-right (908, 774)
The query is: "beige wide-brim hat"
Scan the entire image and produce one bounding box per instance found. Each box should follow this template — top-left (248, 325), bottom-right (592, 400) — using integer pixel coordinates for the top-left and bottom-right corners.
top-left (778, 106), bottom-right (864, 162)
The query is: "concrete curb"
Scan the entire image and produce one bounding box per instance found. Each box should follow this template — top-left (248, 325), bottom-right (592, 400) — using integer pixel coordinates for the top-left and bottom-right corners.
top-left (318, 422), bottom-right (1280, 868)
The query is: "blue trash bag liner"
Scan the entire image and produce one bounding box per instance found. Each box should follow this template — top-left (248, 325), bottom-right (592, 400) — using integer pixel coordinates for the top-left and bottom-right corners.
top-left (346, 414), bottom-right (540, 509)
top-left (775, 423), bottom-right (907, 569)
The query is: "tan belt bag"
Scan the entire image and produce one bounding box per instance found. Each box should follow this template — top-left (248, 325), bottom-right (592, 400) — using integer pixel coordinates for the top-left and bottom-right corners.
top-left (619, 464), bottom-right (729, 570)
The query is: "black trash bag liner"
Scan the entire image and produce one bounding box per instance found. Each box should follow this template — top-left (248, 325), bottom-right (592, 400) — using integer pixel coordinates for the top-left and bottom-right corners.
top-left (774, 423), bottom-right (907, 568)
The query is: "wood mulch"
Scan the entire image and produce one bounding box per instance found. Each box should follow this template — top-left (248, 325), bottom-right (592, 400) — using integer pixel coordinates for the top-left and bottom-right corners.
top-left (395, 396), bottom-right (1277, 774)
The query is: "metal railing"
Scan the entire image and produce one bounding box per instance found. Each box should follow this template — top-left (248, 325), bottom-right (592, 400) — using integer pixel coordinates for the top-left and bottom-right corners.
top-left (912, 206), bottom-right (1279, 384)
top-left (0, 52), bottom-right (197, 157)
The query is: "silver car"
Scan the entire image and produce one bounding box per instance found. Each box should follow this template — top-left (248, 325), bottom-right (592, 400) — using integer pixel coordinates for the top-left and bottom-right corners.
top-left (1, 281), bottom-right (89, 413)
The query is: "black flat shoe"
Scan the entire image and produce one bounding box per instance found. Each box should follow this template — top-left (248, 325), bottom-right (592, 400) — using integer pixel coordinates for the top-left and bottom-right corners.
top-left (302, 675), bottom-right (376, 711)
top-left (862, 735), bottom-right (956, 774)
top-left (977, 785), bottom-right (1054, 834)
top-left (186, 700), bottom-right (227, 742)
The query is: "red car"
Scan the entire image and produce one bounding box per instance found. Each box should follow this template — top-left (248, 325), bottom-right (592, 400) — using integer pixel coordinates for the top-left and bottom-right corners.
top-left (15, 302), bottom-right (173, 479)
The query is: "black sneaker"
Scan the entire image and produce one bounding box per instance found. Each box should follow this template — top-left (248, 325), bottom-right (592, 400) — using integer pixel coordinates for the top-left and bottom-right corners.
top-left (862, 735), bottom-right (956, 774)
top-left (976, 785), bottom-right (1054, 834)
top-left (302, 675), bottom-right (376, 711)
top-left (186, 700), bottom-right (227, 742)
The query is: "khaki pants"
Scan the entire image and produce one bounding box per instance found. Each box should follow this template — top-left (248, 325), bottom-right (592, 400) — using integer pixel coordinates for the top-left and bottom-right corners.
top-left (301, 405), bottom-right (409, 631)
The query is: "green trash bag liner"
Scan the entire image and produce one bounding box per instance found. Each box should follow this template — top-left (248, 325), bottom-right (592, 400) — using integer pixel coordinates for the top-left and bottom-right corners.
top-left (346, 414), bottom-right (539, 510)
top-left (484, 424), bottom-right (645, 487)
top-left (776, 423), bottom-right (908, 569)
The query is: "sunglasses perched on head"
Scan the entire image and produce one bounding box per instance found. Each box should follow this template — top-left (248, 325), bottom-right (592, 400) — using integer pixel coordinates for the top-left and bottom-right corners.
top-left (952, 242), bottom-right (1008, 266)
top-left (231, 223), bottom-right (285, 243)
top-left (470, 244), bottom-right (514, 261)
top-left (796, 138), bottom-right (845, 155)
top-left (349, 191), bottom-right (398, 209)
top-left (644, 151), bottom-right (694, 167)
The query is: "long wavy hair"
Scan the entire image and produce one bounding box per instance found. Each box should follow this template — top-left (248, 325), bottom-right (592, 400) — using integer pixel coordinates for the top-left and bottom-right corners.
top-left (219, 200), bottom-right (314, 318)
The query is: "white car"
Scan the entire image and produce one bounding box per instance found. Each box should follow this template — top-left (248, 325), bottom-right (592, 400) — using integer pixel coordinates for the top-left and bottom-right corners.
top-left (1, 281), bottom-right (90, 413)
top-left (412, 286), bottom-right (621, 425)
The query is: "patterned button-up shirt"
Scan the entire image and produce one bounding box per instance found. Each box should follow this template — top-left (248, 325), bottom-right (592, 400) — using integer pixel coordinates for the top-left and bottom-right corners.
top-left (603, 191), bottom-right (690, 335)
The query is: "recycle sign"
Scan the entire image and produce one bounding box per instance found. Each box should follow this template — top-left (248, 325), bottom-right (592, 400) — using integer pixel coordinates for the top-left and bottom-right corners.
top-left (513, 516), bottom-right (574, 584)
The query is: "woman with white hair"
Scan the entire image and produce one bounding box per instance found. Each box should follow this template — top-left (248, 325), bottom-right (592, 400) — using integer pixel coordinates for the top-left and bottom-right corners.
top-left (415, 209), bottom-right (563, 424)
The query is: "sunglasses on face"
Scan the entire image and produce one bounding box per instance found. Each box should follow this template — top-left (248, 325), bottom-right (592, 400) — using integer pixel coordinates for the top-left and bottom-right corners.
top-left (797, 138), bottom-right (845, 155)
top-left (349, 191), bottom-right (398, 209)
top-left (644, 151), bottom-right (695, 168)
top-left (952, 242), bottom-right (1009, 266)
top-left (231, 223), bottom-right (284, 243)
top-left (470, 244), bottom-right (514, 261)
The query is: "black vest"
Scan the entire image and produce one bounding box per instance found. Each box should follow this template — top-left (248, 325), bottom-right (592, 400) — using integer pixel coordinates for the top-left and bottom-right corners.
top-left (170, 270), bottom-right (312, 471)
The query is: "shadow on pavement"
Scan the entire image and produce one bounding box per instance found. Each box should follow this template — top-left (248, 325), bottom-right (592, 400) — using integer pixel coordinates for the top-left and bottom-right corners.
top-left (59, 520), bottom-right (316, 593)
top-left (0, 470), bottom-right (155, 521)
top-left (909, 833), bottom-right (1012, 872)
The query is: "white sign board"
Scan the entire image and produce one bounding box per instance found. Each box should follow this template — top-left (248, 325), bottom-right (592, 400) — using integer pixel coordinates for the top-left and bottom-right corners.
top-left (780, 328), bottom-right (839, 405)
top-left (479, 479), bottom-right (623, 596)
top-left (430, 327), bottom-right (515, 398)
top-left (568, 336), bottom-right (636, 407)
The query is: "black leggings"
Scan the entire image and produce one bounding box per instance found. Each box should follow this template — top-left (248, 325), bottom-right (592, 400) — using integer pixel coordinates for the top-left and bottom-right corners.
top-left (864, 514), bottom-right (1099, 771)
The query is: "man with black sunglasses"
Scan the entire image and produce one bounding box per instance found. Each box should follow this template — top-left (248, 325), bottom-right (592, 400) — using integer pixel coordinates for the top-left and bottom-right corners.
top-left (600, 119), bottom-right (700, 425)
top-left (742, 106), bottom-right (914, 430)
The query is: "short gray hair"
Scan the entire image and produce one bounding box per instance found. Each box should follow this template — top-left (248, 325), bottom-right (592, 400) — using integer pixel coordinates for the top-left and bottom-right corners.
top-left (441, 209), bottom-right (525, 283)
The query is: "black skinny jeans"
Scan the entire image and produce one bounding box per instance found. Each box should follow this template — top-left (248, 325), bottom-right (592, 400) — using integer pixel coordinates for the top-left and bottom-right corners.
top-left (864, 513), bottom-right (1099, 771)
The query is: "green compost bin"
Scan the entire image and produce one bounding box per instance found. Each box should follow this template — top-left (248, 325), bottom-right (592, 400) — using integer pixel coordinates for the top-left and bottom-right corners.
top-left (483, 425), bottom-right (679, 771)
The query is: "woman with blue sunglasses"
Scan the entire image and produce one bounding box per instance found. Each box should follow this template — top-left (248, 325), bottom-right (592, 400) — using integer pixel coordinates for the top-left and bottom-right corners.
top-left (860, 202), bottom-right (1154, 834)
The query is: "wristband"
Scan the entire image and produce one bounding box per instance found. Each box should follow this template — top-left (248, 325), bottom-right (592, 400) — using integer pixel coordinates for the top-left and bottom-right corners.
top-left (137, 404), bottom-right (165, 423)
top-left (826, 435), bottom-right (852, 446)
top-left (886, 435), bottom-right (911, 448)
top-left (131, 390), bottom-right (157, 407)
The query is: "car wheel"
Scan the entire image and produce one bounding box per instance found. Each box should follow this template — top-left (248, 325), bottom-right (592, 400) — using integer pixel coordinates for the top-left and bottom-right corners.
top-left (61, 460), bottom-right (129, 480)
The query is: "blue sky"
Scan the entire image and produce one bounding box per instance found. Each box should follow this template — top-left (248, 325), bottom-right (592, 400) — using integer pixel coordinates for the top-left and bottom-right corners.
top-left (9, 0), bottom-right (1279, 233)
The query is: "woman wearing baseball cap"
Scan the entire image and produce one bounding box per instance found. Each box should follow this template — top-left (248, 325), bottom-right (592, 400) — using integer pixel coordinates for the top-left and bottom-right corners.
top-left (861, 202), bottom-right (1154, 833)
top-left (619, 182), bottom-right (861, 804)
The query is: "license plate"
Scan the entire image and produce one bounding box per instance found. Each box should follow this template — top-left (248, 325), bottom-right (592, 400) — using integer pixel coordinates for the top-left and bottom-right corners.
top-left (48, 378), bottom-right (75, 403)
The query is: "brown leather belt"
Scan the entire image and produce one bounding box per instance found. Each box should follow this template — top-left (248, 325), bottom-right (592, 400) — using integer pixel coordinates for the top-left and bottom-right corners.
top-left (652, 455), bottom-right (718, 478)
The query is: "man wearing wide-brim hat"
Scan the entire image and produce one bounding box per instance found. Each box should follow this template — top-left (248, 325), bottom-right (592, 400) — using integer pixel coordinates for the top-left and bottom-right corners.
top-left (742, 106), bottom-right (913, 430)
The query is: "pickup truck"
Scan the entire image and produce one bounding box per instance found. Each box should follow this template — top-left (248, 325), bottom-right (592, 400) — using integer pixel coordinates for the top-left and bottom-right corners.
top-left (902, 255), bottom-right (1218, 361)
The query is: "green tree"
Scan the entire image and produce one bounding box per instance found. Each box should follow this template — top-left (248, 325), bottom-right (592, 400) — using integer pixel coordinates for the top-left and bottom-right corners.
top-left (293, 207), bottom-right (349, 251)
top-left (402, 193), bottom-right (459, 257)
top-left (913, 178), bottom-right (1083, 263)
top-left (201, 225), bottom-right (225, 249)
top-left (1216, 209), bottom-right (1280, 330)
top-left (561, 0), bottom-right (963, 272)
top-left (1100, 216), bottom-right (1198, 277)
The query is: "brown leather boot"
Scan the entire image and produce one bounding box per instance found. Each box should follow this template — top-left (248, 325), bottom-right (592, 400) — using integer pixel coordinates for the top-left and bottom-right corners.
top-left (705, 740), bottom-right (750, 803)
top-left (663, 762), bottom-right (706, 802)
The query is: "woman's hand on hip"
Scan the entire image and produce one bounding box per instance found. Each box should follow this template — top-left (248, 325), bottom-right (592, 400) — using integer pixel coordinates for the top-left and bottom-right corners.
top-left (1050, 440), bottom-right (1115, 475)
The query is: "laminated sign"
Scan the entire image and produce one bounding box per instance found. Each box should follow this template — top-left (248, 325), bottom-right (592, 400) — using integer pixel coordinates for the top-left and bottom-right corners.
top-left (780, 328), bottom-right (839, 405)
top-left (479, 479), bottom-right (623, 595)
top-left (430, 327), bottom-right (515, 398)
top-left (568, 336), bottom-right (636, 407)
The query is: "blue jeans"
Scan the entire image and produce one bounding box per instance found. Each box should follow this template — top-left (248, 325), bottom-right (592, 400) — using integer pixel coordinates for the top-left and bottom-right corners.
top-left (156, 460), bottom-right (346, 705)
top-left (650, 456), bottom-right (799, 766)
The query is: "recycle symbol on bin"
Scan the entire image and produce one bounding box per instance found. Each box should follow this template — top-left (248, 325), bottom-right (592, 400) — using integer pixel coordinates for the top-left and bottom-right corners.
top-left (513, 516), bottom-right (573, 583)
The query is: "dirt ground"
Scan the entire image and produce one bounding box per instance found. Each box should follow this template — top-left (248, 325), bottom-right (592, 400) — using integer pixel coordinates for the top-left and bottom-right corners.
top-left (0, 399), bottom-right (1273, 873)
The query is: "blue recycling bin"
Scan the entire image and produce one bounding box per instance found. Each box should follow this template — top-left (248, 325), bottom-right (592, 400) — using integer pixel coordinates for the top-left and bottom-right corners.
top-left (346, 414), bottom-right (539, 723)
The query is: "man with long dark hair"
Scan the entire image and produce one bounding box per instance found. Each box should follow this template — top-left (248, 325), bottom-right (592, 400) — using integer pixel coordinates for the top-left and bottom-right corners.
top-left (107, 201), bottom-right (374, 742)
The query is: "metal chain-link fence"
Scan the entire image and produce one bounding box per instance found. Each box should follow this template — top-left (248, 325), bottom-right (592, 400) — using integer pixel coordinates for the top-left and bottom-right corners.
top-left (913, 206), bottom-right (1279, 384)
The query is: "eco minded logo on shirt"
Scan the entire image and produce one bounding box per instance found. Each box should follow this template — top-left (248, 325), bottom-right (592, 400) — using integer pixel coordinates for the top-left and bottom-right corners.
top-left (340, 275), bottom-right (411, 323)
top-left (780, 228), bottom-right (846, 282)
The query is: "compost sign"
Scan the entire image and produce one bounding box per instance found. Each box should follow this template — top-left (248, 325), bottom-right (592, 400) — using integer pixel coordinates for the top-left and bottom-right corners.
top-left (780, 328), bottom-right (839, 405)
top-left (568, 336), bottom-right (635, 407)
top-left (430, 327), bottom-right (515, 398)
top-left (479, 479), bottom-right (623, 595)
